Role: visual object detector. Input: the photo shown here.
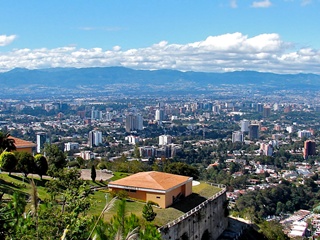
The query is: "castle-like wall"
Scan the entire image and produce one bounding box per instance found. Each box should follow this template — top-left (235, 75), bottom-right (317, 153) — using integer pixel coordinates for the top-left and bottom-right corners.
top-left (159, 184), bottom-right (228, 240)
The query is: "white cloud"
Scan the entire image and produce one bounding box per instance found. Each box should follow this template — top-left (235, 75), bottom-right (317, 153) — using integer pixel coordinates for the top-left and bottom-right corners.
top-left (230, 0), bottom-right (238, 8)
top-left (0, 35), bottom-right (17, 46)
top-left (0, 32), bottom-right (320, 74)
top-left (301, 0), bottom-right (312, 6)
top-left (251, 0), bottom-right (272, 8)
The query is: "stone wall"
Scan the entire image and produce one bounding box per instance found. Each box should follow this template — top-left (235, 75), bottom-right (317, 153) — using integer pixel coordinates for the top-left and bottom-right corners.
top-left (159, 184), bottom-right (228, 240)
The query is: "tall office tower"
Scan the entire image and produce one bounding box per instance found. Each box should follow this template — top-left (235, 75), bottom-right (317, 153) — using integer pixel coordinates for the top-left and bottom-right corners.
top-left (303, 140), bottom-right (316, 159)
top-left (240, 119), bottom-right (250, 132)
top-left (212, 105), bottom-right (220, 114)
top-left (157, 102), bottom-right (165, 108)
top-left (36, 132), bottom-right (49, 153)
top-left (125, 114), bottom-right (143, 132)
top-left (260, 143), bottom-right (273, 156)
top-left (256, 103), bottom-right (263, 113)
top-left (136, 114), bottom-right (143, 130)
top-left (88, 130), bottom-right (102, 148)
top-left (159, 135), bottom-right (172, 145)
top-left (273, 103), bottom-right (279, 111)
top-left (263, 105), bottom-right (271, 118)
top-left (232, 131), bottom-right (244, 143)
top-left (155, 109), bottom-right (164, 122)
top-left (106, 111), bottom-right (113, 121)
top-left (248, 124), bottom-right (259, 140)
top-left (91, 107), bottom-right (102, 120)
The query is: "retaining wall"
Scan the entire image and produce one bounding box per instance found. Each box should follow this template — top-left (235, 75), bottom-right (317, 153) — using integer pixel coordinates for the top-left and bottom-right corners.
top-left (159, 184), bottom-right (228, 240)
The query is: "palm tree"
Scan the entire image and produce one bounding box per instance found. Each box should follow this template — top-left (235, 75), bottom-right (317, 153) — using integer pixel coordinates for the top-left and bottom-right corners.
top-left (0, 132), bottom-right (16, 153)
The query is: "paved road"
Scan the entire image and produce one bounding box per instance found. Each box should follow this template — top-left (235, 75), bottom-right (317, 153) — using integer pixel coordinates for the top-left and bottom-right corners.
top-left (80, 169), bottom-right (113, 181)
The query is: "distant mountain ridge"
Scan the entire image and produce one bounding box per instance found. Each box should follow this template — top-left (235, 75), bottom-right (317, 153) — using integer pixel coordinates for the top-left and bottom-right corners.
top-left (0, 67), bottom-right (320, 96)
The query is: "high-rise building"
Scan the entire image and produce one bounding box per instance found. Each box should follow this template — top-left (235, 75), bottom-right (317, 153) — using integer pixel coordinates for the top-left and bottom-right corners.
top-left (106, 111), bottom-right (113, 121)
top-left (125, 114), bottom-right (143, 132)
top-left (303, 140), bottom-right (316, 159)
top-left (232, 131), bottom-right (244, 143)
top-left (91, 107), bottom-right (102, 120)
top-left (248, 124), bottom-right (259, 140)
top-left (260, 143), bottom-right (273, 156)
top-left (159, 135), bottom-right (172, 145)
top-left (36, 132), bottom-right (49, 153)
top-left (88, 130), bottom-right (102, 148)
top-left (155, 109), bottom-right (164, 122)
top-left (125, 135), bottom-right (141, 145)
top-left (240, 120), bottom-right (250, 132)
top-left (256, 103), bottom-right (263, 113)
top-left (263, 105), bottom-right (271, 118)
top-left (64, 142), bottom-right (80, 152)
top-left (298, 130), bottom-right (312, 139)
top-left (212, 106), bottom-right (220, 114)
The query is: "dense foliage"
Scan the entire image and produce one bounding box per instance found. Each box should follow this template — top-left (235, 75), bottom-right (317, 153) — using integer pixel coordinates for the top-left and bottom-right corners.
top-left (235, 179), bottom-right (320, 220)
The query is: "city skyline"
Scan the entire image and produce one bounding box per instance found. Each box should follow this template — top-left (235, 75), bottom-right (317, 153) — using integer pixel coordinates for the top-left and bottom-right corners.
top-left (0, 0), bottom-right (319, 74)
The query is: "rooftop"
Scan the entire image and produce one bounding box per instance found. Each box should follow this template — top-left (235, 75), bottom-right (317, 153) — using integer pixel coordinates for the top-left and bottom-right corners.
top-left (11, 137), bottom-right (37, 149)
top-left (108, 171), bottom-right (192, 192)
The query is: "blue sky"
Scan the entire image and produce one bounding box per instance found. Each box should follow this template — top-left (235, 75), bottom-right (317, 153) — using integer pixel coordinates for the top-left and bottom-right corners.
top-left (0, 0), bottom-right (320, 73)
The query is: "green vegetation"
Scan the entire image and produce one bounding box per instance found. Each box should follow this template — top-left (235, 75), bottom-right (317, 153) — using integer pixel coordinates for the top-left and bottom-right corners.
top-left (1, 173), bottom-right (223, 236)
top-left (142, 202), bottom-right (157, 222)
top-left (0, 169), bottom-right (162, 239)
top-left (233, 179), bottom-right (320, 221)
top-left (0, 173), bottom-right (50, 200)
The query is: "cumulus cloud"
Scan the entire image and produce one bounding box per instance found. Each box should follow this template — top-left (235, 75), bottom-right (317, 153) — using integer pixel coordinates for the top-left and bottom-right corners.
top-left (0, 32), bottom-right (320, 74)
top-left (251, 0), bottom-right (272, 8)
top-left (0, 35), bottom-right (17, 46)
top-left (230, 0), bottom-right (238, 8)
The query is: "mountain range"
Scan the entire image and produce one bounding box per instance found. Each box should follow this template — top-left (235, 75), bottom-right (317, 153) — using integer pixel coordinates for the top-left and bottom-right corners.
top-left (0, 67), bottom-right (319, 97)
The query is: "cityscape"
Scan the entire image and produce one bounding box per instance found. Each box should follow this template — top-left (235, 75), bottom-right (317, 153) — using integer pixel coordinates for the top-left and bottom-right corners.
top-left (1, 0), bottom-right (320, 239)
top-left (1, 79), bottom-right (320, 238)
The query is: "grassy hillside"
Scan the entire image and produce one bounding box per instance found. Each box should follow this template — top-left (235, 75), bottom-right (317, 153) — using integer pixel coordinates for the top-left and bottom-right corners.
top-left (0, 172), bottom-right (221, 227)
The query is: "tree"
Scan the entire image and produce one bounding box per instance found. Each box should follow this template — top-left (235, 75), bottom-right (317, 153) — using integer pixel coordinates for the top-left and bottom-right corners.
top-left (0, 132), bottom-right (16, 153)
top-left (0, 151), bottom-right (17, 175)
top-left (259, 220), bottom-right (289, 240)
top-left (0, 191), bottom-right (27, 238)
top-left (142, 202), bottom-right (157, 222)
top-left (164, 162), bottom-right (200, 180)
top-left (15, 152), bottom-right (35, 177)
top-left (34, 154), bottom-right (48, 180)
top-left (91, 165), bottom-right (97, 182)
top-left (133, 144), bottom-right (141, 159)
top-left (43, 143), bottom-right (66, 171)
top-left (5, 170), bottom-right (93, 239)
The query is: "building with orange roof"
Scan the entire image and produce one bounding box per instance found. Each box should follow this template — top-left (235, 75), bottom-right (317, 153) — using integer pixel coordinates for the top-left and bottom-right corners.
top-left (11, 137), bottom-right (37, 154)
top-left (108, 171), bottom-right (193, 208)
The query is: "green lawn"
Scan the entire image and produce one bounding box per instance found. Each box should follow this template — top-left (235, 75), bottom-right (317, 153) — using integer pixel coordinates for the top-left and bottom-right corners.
top-left (0, 172), bottom-right (222, 228)
top-left (0, 173), bottom-right (50, 200)
top-left (109, 172), bottom-right (131, 181)
top-left (89, 182), bottom-right (222, 226)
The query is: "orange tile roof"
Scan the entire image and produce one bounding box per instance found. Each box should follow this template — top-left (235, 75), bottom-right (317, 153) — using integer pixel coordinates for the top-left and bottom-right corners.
top-left (10, 137), bottom-right (37, 148)
top-left (109, 171), bottom-right (192, 191)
